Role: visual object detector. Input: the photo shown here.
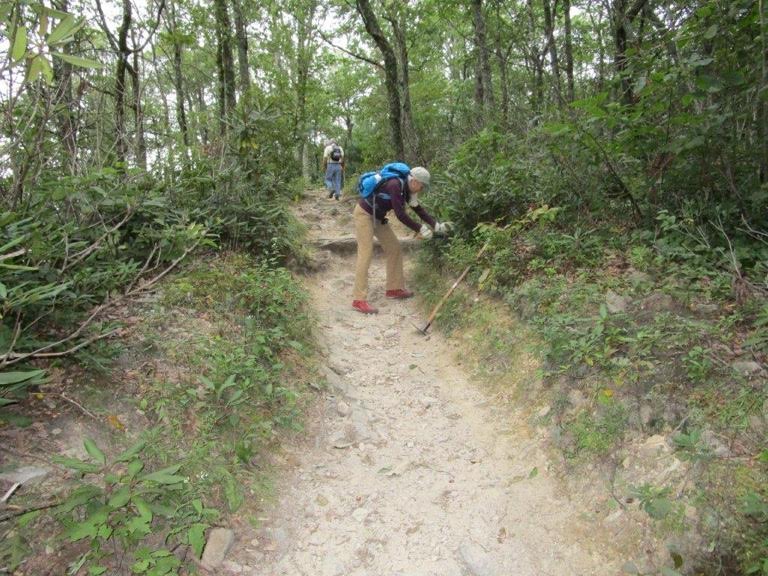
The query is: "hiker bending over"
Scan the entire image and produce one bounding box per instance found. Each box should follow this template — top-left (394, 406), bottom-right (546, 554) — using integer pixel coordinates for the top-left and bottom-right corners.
top-left (323, 140), bottom-right (345, 200)
top-left (352, 166), bottom-right (451, 314)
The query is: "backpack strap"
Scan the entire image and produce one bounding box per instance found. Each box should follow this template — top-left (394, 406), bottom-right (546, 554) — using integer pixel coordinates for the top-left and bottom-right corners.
top-left (362, 177), bottom-right (404, 213)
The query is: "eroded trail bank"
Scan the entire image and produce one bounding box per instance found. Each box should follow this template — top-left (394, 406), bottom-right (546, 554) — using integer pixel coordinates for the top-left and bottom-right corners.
top-left (232, 195), bottom-right (623, 575)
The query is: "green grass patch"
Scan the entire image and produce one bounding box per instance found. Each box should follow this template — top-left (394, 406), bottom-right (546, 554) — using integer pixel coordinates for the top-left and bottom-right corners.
top-left (565, 400), bottom-right (628, 458)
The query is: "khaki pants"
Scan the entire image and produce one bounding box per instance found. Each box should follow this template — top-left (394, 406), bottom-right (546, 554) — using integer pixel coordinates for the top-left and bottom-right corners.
top-left (353, 204), bottom-right (404, 300)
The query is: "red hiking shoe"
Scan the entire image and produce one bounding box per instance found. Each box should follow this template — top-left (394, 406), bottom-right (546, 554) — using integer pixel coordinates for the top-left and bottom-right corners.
top-left (352, 300), bottom-right (378, 314)
top-left (385, 289), bottom-right (414, 299)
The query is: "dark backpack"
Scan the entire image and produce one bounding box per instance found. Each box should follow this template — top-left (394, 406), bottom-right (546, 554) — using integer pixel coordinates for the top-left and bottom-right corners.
top-left (357, 162), bottom-right (410, 201)
top-left (330, 145), bottom-right (342, 161)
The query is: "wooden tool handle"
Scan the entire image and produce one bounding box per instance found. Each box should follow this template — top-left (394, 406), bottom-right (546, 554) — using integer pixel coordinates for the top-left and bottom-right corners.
top-left (421, 241), bottom-right (490, 331)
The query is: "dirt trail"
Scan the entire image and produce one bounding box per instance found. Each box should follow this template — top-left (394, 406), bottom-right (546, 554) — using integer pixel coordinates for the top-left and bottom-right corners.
top-left (233, 194), bottom-right (623, 576)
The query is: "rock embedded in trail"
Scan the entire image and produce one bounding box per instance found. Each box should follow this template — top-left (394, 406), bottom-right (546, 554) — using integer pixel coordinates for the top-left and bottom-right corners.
top-left (459, 542), bottom-right (497, 576)
top-left (201, 527), bottom-right (235, 569)
top-left (351, 507), bottom-right (370, 522)
top-left (329, 426), bottom-right (357, 449)
top-left (605, 290), bottom-right (630, 313)
top-left (731, 360), bottom-right (763, 376)
top-left (336, 400), bottom-right (352, 417)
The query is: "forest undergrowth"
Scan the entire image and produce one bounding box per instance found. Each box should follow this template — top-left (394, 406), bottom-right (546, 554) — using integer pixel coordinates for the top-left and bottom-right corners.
top-left (0, 251), bottom-right (318, 575)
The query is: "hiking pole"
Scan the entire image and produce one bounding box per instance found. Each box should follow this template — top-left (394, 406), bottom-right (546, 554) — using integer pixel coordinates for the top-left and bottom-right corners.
top-left (415, 240), bottom-right (491, 335)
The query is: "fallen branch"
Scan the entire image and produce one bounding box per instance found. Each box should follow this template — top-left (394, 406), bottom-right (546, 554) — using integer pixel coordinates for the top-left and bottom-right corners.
top-left (49, 392), bottom-right (100, 420)
top-left (125, 239), bottom-right (201, 296)
top-left (61, 208), bottom-right (135, 273)
top-left (1, 236), bottom-right (200, 366)
top-left (0, 312), bottom-right (23, 370)
top-left (124, 244), bottom-right (159, 294)
top-left (0, 305), bottom-right (111, 365)
top-left (739, 215), bottom-right (768, 243)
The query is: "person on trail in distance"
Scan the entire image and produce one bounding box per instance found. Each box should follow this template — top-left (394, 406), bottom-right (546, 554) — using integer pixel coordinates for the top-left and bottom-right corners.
top-left (352, 166), bottom-right (451, 315)
top-left (323, 140), bottom-right (345, 200)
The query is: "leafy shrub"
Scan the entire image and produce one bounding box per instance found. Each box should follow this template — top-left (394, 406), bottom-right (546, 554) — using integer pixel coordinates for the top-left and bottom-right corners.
top-left (0, 169), bottom-right (211, 372)
top-left (429, 128), bottom-right (550, 233)
top-left (51, 438), bottom-right (218, 575)
top-left (0, 148), bottom-right (306, 403)
top-left (143, 254), bottom-right (313, 508)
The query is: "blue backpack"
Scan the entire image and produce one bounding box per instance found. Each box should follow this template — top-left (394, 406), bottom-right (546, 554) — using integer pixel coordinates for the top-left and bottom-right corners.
top-left (358, 162), bottom-right (410, 203)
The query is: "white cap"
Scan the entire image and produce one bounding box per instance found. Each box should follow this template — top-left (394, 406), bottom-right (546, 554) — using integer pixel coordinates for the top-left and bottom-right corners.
top-left (410, 166), bottom-right (431, 188)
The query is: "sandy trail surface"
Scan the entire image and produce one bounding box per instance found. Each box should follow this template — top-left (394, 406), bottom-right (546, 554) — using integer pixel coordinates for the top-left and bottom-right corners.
top-left (233, 194), bottom-right (622, 576)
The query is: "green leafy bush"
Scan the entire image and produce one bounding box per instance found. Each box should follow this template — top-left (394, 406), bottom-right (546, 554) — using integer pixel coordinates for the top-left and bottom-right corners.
top-left (51, 438), bottom-right (218, 575)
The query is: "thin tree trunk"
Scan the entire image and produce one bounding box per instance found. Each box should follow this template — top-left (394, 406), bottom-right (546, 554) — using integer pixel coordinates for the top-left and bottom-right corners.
top-left (543, 0), bottom-right (563, 107)
top-left (527, 0), bottom-right (545, 113)
top-left (563, 0), bottom-right (575, 102)
top-left (130, 42), bottom-right (147, 169)
top-left (115, 0), bottom-right (132, 164)
top-left (344, 111), bottom-right (354, 144)
top-left (231, 0), bottom-right (250, 94)
top-left (493, 3), bottom-right (511, 127)
top-left (52, 0), bottom-right (77, 174)
top-left (214, 0), bottom-right (237, 135)
top-left (356, 0), bottom-right (404, 160)
top-left (760, 0), bottom-right (768, 182)
top-left (589, 5), bottom-right (606, 93)
top-left (611, 0), bottom-right (649, 105)
top-left (471, 0), bottom-right (494, 125)
top-left (168, 0), bottom-right (189, 152)
top-left (173, 41), bottom-right (190, 149)
top-left (294, 3), bottom-right (316, 180)
top-left (389, 11), bottom-right (420, 163)
top-left (196, 88), bottom-right (209, 146)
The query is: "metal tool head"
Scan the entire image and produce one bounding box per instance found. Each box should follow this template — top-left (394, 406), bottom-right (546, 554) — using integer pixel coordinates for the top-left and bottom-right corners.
top-left (412, 321), bottom-right (430, 335)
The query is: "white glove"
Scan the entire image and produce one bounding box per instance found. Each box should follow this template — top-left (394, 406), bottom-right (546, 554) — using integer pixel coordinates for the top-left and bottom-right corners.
top-left (419, 223), bottom-right (433, 240)
top-left (434, 221), bottom-right (454, 236)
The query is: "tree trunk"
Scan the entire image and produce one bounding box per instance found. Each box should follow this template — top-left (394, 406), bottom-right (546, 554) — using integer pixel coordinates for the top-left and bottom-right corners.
top-left (389, 11), bottom-right (420, 163)
top-left (760, 0), bottom-right (768, 182)
top-left (344, 112), bottom-right (354, 144)
top-left (168, 0), bottom-right (189, 152)
top-left (130, 43), bottom-right (147, 169)
top-left (493, 3), bottom-right (511, 127)
top-left (214, 0), bottom-right (237, 135)
top-left (471, 0), bottom-right (494, 126)
top-left (196, 88), bottom-right (209, 146)
top-left (356, 0), bottom-right (404, 160)
top-left (115, 0), bottom-right (132, 164)
top-left (294, 3), bottom-right (316, 180)
top-left (610, 0), bottom-right (648, 105)
top-left (527, 0), bottom-right (545, 114)
top-left (612, 0), bottom-right (632, 104)
top-left (588, 7), bottom-right (606, 93)
top-left (51, 0), bottom-right (77, 174)
top-left (563, 0), bottom-right (575, 103)
top-left (231, 0), bottom-right (250, 94)
top-left (542, 0), bottom-right (563, 107)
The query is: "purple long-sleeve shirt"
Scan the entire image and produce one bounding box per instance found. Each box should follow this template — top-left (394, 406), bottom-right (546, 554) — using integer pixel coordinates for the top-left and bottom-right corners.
top-left (358, 177), bottom-right (436, 233)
